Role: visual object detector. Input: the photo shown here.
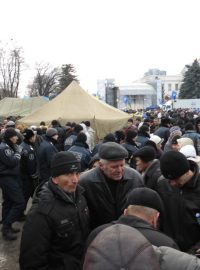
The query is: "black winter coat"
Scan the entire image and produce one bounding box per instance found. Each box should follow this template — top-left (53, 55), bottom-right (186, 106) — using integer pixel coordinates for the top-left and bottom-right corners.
top-left (37, 137), bottom-right (58, 182)
top-left (79, 167), bottom-right (143, 229)
top-left (143, 159), bottom-right (162, 190)
top-left (86, 215), bottom-right (179, 251)
top-left (20, 180), bottom-right (90, 270)
top-left (156, 161), bottom-right (200, 252)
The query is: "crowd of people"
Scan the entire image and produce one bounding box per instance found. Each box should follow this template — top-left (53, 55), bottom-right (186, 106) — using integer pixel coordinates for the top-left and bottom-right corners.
top-left (1, 108), bottom-right (200, 269)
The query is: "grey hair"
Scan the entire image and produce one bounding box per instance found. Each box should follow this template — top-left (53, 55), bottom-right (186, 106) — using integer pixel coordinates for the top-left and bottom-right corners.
top-left (99, 159), bottom-right (109, 164)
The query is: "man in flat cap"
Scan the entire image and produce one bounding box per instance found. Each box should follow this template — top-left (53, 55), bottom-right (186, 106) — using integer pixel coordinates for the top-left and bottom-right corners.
top-left (20, 151), bottom-right (90, 270)
top-left (80, 142), bottom-right (143, 229)
top-left (157, 151), bottom-right (200, 254)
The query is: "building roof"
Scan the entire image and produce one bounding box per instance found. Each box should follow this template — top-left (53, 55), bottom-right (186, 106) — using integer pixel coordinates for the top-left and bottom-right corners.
top-left (119, 83), bottom-right (156, 95)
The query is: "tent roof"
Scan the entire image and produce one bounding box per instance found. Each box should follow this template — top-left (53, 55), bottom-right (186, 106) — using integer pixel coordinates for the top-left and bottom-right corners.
top-left (0, 96), bottom-right (48, 117)
top-left (19, 81), bottom-right (129, 139)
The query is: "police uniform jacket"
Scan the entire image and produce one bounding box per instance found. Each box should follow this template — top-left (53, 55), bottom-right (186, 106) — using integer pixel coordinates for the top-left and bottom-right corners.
top-left (0, 142), bottom-right (21, 176)
top-left (20, 141), bottom-right (37, 177)
top-left (68, 142), bottom-right (92, 172)
top-left (80, 166), bottom-right (143, 229)
top-left (19, 180), bottom-right (90, 270)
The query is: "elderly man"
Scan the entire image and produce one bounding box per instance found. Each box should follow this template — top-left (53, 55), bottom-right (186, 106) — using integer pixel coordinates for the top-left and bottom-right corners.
top-left (80, 142), bottom-right (143, 229)
top-left (20, 151), bottom-right (90, 270)
top-left (157, 151), bottom-right (200, 253)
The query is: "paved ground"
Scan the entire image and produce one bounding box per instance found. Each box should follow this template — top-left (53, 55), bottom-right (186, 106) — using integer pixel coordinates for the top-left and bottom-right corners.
top-left (0, 191), bottom-right (31, 270)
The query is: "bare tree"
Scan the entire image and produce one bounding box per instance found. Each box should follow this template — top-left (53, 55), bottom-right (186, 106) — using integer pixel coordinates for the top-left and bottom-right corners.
top-left (28, 63), bottom-right (60, 97)
top-left (0, 45), bottom-right (24, 99)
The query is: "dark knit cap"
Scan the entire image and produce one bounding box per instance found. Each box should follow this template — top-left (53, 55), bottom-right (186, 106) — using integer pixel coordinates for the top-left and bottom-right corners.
top-left (133, 146), bottom-right (156, 162)
top-left (23, 128), bottom-right (35, 140)
top-left (46, 128), bottom-right (58, 138)
top-left (89, 153), bottom-right (100, 169)
top-left (99, 142), bottom-right (128, 160)
top-left (83, 224), bottom-right (160, 270)
top-left (4, 128), bottom-right (18, 139)
top-left (51, 151), bottom-right (81, 177)
top-left (161, 117), bottom-right (171, 126)
top-left (76, 132), bottom-right (87, 143)
top-left (102, 133), bottom-right (116, 143)
top-left (160, 151), bottom-right (190, 180)
top-left (126, 187), bottom-right (164, 213)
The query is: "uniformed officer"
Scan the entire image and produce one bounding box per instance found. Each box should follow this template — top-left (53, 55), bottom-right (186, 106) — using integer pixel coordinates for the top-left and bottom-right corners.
top-left (20, 128), bottom-right (38, 217)
top-left (0, 128), bottom-right (25, 240)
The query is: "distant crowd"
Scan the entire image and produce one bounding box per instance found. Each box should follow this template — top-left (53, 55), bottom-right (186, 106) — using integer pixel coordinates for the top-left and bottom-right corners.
top-left (1, 108), bottom-right (200, 269)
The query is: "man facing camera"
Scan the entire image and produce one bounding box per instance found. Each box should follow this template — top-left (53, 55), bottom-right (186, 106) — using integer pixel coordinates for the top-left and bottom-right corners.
top-left (80, 142), bottom-right (143, 229)
top-left (20, 151), bottom-right (90, 270)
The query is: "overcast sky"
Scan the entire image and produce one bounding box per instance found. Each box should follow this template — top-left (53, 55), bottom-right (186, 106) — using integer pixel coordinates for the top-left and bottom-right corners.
top-left (1, 0), bottom-right (200, 96)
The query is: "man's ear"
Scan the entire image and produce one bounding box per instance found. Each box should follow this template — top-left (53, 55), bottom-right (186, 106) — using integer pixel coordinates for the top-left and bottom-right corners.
top-left (152, 211), bottom-right (160, 228)
top-left (52, 177), bottom-right (58, 184)
top-left (124, 208), bottom-right (127, 215)
top-left (99, 161), bottom-right (103, 169)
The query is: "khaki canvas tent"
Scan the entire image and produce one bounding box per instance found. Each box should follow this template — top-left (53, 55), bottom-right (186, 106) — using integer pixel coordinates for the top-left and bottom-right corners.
top-left (0, 96), bottom-right (48, 117)
top-left (19, 81), bottom-right (129, 140)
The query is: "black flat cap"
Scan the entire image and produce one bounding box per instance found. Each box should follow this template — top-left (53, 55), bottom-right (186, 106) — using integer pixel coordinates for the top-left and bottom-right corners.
top-left (99, 142), bottom-right (128, 160)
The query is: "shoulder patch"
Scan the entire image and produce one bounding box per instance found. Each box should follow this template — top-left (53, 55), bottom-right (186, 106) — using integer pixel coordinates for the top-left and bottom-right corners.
top-left (29, 153), bottom-right (35, 160)
top-left (5, 149), bottom-right (12, 157)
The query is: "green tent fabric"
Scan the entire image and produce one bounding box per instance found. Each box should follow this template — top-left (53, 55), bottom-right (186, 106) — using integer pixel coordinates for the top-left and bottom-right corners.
top-left (18, 81), bottom-right (129, 140)
top-left (0, 97), bottom-right (48, 117)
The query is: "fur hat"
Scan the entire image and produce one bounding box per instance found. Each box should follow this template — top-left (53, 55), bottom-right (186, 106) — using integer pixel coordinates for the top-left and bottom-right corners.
top-left (99, 142), bottom-right (128, 160)
top-left (4, 128), bottom-right (18, 139)
top-left (83, 224), bottom-right (160, 270)
top-left (23, 128), bottom-right (35, 140)
top-left (160, 151), bottom-right (190, 180)
top-left (51, 151), bottom-right (81, 177)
